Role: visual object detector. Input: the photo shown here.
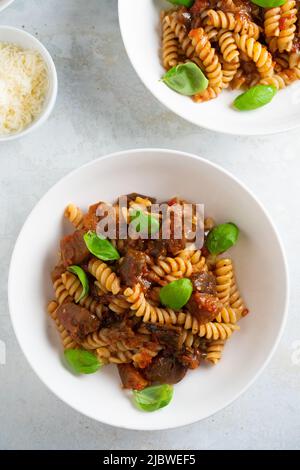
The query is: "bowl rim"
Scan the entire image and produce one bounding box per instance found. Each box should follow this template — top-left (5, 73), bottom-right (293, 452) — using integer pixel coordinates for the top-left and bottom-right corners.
top-left (118, 0), bottom-right (300, 137)
top-left (8, 148), bottom-right (290, 430)
top-left (0, 0), bottom-right (14, 13)
top-left (0, 25), bottom-right (58, 142)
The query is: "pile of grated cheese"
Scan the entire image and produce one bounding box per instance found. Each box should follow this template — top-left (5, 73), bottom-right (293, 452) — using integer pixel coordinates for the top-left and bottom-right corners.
top-left (0, 42), bottom-right (49, 135)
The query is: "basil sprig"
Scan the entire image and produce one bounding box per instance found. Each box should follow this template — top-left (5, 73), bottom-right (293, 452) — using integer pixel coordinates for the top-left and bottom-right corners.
top-left (64, 349), bottom-right (103, 374)
top-left (168, 0), bottom-right (194, 6)
top-left (129, 209), bottom-right (160, 236)
top-left (234, 85), bottom-right (277, 111)
top-left (250, 0), bottom-right (286, 7)
top-left (133, 384), bottom-right (174, 412)
top-left (206, 223), bottom-right (239, 255)
top-left (160, 278), bottom-right (193, 310)
top-left (67, 265), bottom-right (89, 302)
top-left (84, 231), bottom-right (120, 261)
top-left (162, 62), bottom-right (208, 96)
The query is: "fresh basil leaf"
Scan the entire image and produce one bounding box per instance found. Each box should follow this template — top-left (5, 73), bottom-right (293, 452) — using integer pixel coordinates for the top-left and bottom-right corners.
top-left (206, 223), bottom-right (239, 255)
top-left (83, 231), bottom-right (120, 261)
top-left (250, 0), bottom-right (286, 7)
top-left (64, 349), bottom-right (102, 374)
top-left (233, 85), bottom-right (277, 111)
top-left (67, 265), bottom-right (89, 302)
top-left (162, 62), bottom-right (208, 96)
top-left (130, 209), bottom-right (160, 236)
top-left (160, 278), bottom-right (193, 310)
top-left (133, 384), bottom-right (174, 412)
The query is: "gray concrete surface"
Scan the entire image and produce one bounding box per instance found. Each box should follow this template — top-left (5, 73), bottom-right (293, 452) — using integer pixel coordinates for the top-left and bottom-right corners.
top-left (0, 0), bottom-right (299, 450)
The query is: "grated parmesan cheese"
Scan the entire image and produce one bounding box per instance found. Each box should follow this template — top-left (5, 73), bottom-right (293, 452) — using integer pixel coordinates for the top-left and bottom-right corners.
top-left (0, 42), bottom-right (49, 135)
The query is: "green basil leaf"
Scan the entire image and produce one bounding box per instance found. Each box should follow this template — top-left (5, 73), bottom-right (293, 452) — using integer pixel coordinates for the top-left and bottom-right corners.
top-left (133, 384), bottom-right (174, 412)
top-left (168, 0), bottom-right (194, 6)
top-left (250, 0), bottom-right (286, 7)
top-left (162, 62), bottom-right (208, 96)
top-left (160, 278), bottom-right (193, 310)
top-left (233, 85), bottom-right (277, 111)
top-left (206, 223), bottom-right (239, 255)
top-left (64, 349), bottom-right (102, 374)
top-left (67, 265), bottom-right (89, 302)
top-left (130, 209), bottom-right (160, 236)
top-left (83, 231), bottom-right (120, 261)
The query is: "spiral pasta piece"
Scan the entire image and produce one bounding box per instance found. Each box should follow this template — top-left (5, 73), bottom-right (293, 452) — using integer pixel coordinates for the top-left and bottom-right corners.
top-left (218, 29), bottom-right (239, 63)
top-left (205, 340), bottom-right (225, 364)
top-left (53, 277), bottom-right (71, 305)
top-left (61, 272), bottom-right (104, 318)
top-left (124, 284), bottom-right (178, 325)
top-left (260, 67), bottom-right (300, 89)
top-left (150, 256), bottom-right (193, 282)
top-left (264, 8), bottom-right (281, 38)
top-left (289, 52), bottom-right (300, 69)
top-left (189, 28), bottom-right (223, 88)
top-left (64, 204), bottom-right (84, 229)
top-left (180, 330), bottom-right (203, 349)
top-left (222, 60), bottom-right (240, 88)
top-left (234, 34), bottom-right (274, 78)
top-left (193, 86), bottom-right (223, 102)
top-left (198, 321), bottom-right (239, 340)
top-left (229, 274), bottom-right (248, 318)
top-left (230, 68), bottom-right (246, 89)
top-left (108, 296), bottom-right (131, 314)
top-left (88, 258), bottom-right (121, 295)
top-left (278, 1), bottom-right (297, 53)
top-left (206, 10), bottom-right (260, 39)
top-left (47, 300), bottom-right (78, 349)
top-left (275, 52), bottom-right (290, 71)
top-left (215, 306), bottom-right (238, 323)
top-left (161, 14), bottom-right (180, 70)
top-left (214, 258), bottom-right (233, 305)
top-left (165, 13), bottom-right (195, 59)
top-left (95, 346), bottom-right (134, 365)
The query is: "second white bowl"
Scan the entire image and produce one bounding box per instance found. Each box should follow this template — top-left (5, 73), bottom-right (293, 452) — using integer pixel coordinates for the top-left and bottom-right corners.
top-left (0, 26), bottom-right (57, 141)
top-left (119, 0), bottom-right (300, 135)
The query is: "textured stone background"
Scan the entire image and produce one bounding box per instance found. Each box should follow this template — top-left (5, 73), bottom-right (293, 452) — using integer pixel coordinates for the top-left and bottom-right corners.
top-left (0, 0), bottom-right (299, 450)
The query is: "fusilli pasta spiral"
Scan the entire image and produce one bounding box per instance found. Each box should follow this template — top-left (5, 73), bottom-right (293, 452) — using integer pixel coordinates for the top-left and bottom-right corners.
top-left (206, 10), bottom-right (260, 39)
top-left (278, 1), bottom-right (297, 53)
top-left (264, 8), bottom-right (281, 38)
top-left (47, 300), bottom-right (78, 349)
top-left (88, 257), bottom-right (121, 295)
top-left (64, 204), bottom-right (84, 229)
top-left (189, 27), bottom-right (223, 89)
top-left (234, 33), bottom-right (274, 78)
top-left (161, 14), bottom-right (180, 70)
top-left (150, 255), bottom-right (193, 282)
top-left (61, 271), bottom-right (104, 319)
top-left (214, 258), bottom-right (233, 305)
top-left (205, 340), bottom-right (225, 364)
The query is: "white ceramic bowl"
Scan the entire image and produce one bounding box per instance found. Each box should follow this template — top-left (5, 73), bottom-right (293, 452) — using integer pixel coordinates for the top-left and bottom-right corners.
top-left (0, 26), bottom-right (57, 141)
top-left (8, 149), bottom-right (289, 430)
top-left (0, 0), bottom-right (14, 12)
top-left (118, 0), bottom-right (300, 135)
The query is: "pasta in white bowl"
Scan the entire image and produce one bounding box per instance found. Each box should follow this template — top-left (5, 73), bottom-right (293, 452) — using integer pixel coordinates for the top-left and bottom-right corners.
top-left (8, 148), bottom-right (288, 429)
top-left (119, 0), bottom-right (300, 135)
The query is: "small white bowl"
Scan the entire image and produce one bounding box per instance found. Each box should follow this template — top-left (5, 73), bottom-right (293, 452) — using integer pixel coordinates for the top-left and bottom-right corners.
top-left (8, 148), bottom-right (289, 430)
top-left (0, 0), bottom-right (15, 12)
top-left (0, 26), bottom-right (57, 141)
top-left (119, 0), bottom-right (300, 135)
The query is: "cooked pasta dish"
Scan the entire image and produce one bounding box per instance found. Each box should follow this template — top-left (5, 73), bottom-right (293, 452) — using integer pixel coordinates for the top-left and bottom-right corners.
top-left (160, 0), bottom-right (300, 109)
top-left (47, 194), bottom-right (248, 411)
